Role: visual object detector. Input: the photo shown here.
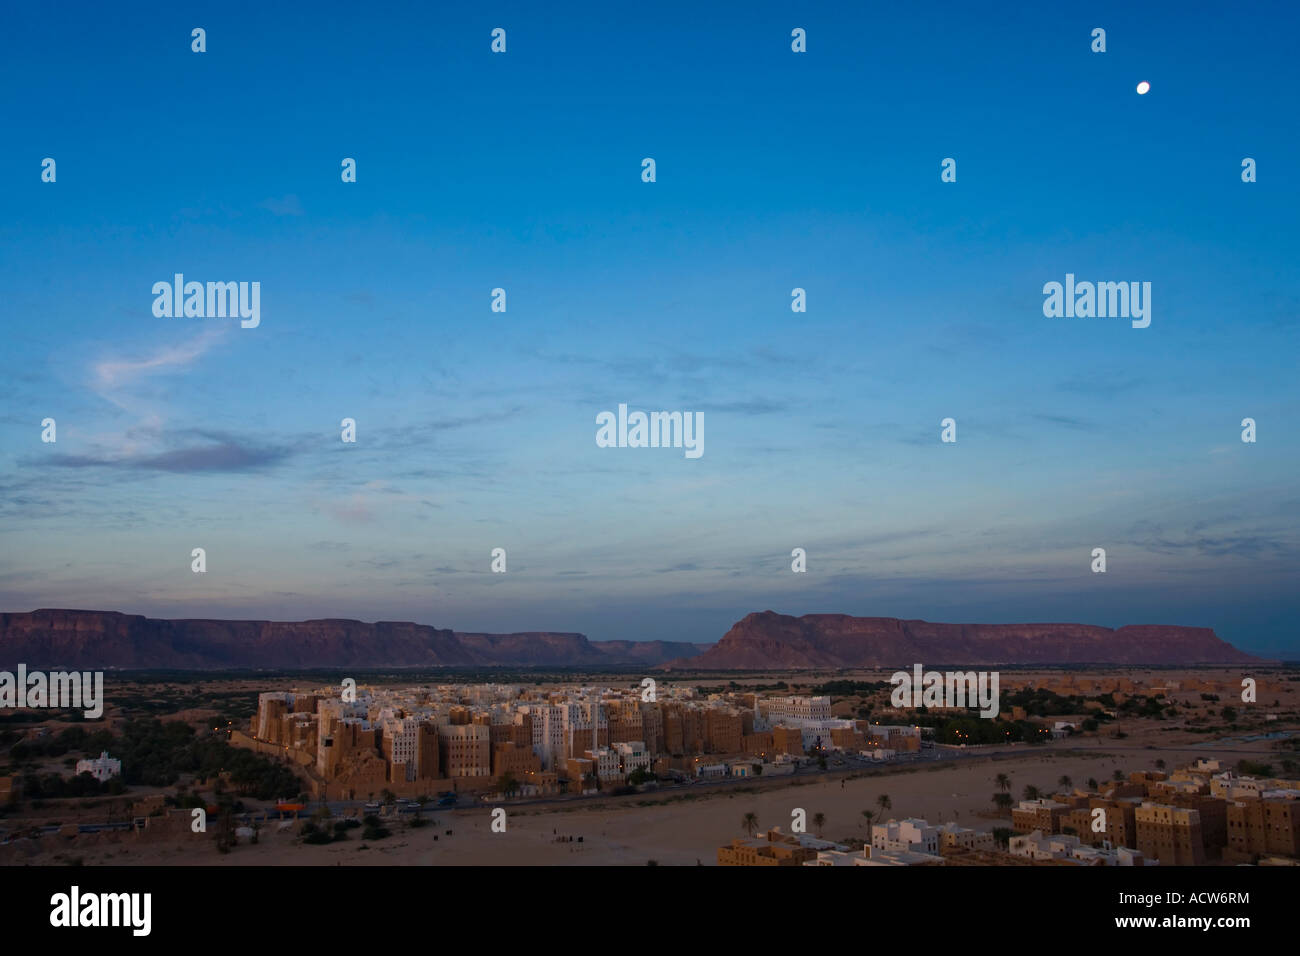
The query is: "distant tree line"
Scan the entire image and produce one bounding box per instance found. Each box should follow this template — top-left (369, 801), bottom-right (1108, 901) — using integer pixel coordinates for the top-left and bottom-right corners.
top-left (8, 719), bottom-right (299, 801)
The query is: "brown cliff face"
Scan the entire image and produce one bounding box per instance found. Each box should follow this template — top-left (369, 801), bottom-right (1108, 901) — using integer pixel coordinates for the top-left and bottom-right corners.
top-left (0, 610), bottom-right (706, 669)
top-left (0, 608), bottom-right (1258, 670)
top-left (673, 610), bottom-right (1260, 669)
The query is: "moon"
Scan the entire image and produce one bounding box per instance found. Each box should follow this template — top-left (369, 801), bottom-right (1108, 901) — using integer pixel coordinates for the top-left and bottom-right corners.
top-left (1136, 81), bottom-right (1151, 95)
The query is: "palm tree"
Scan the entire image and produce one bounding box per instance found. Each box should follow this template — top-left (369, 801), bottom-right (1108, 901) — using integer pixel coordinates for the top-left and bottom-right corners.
top-left (861, 809), bottom-right (874, 829)
top-left (995, 773), bottom-right (1011, 793)
top-left (1155, 759), bottom-right (1166, 770)
top-left (876, 794), bottom-right (892, 816)
top-left (993, 792), bottom-right (1014, 815)
top-left (1112, 769), bottom-right (1125, 782)
top-left (812, 812), bottom-right (827, 838)
top-left (1058, 775), bottom-right (1072, 789)
top-left (1023, 784), bottom-right (1041, 801)
top-left (1087, 778), bottom-right (1099, 790)
top-left (741, 812), bottom-right (759, 838)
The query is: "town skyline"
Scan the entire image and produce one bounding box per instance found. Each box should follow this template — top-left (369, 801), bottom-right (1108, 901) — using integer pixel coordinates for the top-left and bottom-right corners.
top-left (9, 667), bottom-right (1294, 869)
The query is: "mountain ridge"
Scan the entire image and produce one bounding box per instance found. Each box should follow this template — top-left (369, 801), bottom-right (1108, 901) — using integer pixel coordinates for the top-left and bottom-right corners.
top-left (667, 610), bottom-right (1261, 669)
top-left (0, 609), bottom-right (708, 669)
top-left (0, 608), bottom-right (1263, 670)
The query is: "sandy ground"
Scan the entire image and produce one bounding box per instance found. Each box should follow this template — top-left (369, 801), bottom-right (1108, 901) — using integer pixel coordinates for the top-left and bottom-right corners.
top-left (14, 737), bottom-right (1281, 866)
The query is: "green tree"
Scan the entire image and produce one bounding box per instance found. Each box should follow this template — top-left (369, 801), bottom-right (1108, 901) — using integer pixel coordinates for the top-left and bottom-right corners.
top-left (812, 812), bottom-right (827, 838)
top-left (741, 812), bottom-right (759, 837)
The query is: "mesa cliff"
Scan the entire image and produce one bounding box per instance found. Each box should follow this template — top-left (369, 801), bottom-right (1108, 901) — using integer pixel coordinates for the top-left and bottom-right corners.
top-left (671, 611), bottom-right (1260, 669)
top-left (0, 608), bottom-right (1260, 671)
top-left (0, 609), bottom-right (707, 669)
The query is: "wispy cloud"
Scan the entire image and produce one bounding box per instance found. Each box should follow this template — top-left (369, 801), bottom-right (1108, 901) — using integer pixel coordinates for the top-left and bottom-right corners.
top-left (1125, 519), bottom-right (1291, 559)
top-left (695, 398), bottom-right (788, 415)
top-left (260, 194), bottom-right (305, 216)
top-left (1057, 370), bottom-right (1146, 396)
top-left (1032, 413), bottom-right (1098, 431)
top-left (92, 328), bottom-right (228, 398)
top-left (43, 431), bottom-right (294, 473)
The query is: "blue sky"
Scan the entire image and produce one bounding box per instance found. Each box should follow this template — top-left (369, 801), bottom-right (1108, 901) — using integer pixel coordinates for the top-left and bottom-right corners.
top-left (1, 2), bottom-right (1297, 655)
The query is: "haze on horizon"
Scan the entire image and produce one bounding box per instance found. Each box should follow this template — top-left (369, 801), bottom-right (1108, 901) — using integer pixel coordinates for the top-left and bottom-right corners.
top-left (1, 3), bottom-right (1297, 656)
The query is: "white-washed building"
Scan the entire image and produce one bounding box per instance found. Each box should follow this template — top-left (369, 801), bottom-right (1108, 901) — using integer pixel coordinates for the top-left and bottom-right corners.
top-left (76, 751), bottom-right (122, 783)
